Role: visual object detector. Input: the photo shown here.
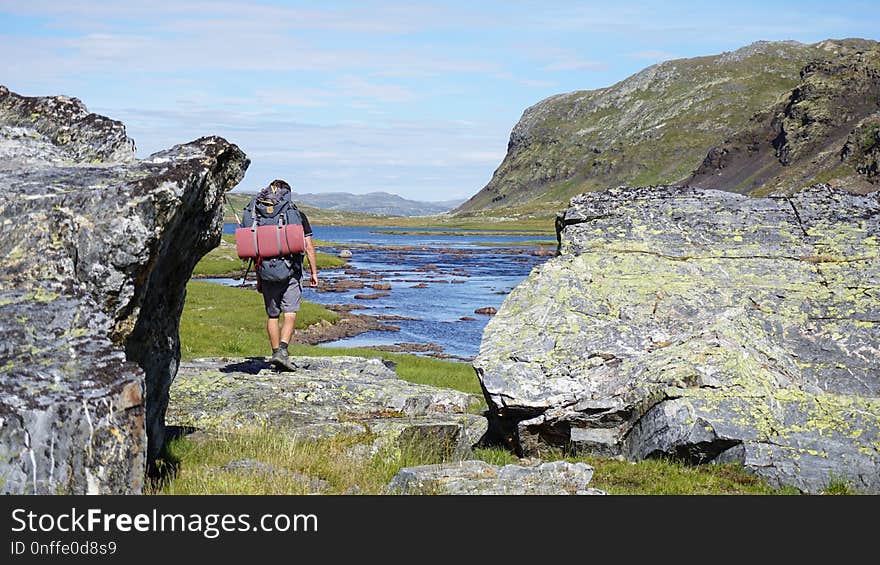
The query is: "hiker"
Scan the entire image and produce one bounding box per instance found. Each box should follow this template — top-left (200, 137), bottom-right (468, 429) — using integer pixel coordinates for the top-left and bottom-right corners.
top-left (241, 179), bottom-right (319, 369)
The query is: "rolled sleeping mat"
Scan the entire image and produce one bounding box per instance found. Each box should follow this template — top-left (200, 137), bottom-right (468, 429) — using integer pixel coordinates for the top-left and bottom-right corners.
top-left (281, 224), bottom-right (306, 255)
top-left (235, 223), bottom-right (306, 258)
top-left (235, 226), bottom-right (258, 259)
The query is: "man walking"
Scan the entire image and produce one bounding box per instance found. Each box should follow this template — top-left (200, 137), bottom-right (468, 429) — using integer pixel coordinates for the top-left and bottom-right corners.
top-left (244, 179), bottom-right (319, 370)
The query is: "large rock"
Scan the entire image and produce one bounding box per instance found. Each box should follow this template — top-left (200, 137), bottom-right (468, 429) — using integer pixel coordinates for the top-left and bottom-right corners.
top-left (168, 357), bottom-right (486, 458)
top-left (388, 460), bottom-right (603, 495)
top-left (475, 185), bottom-right (879, 493)
top-left (0, 86), bottom-right (248, 493)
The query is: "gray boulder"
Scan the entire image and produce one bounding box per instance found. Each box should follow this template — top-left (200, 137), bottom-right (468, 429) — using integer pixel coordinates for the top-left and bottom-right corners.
top-left (0, 86), bottom-right (248, 493)
top-left (475, 185), bottom-right (879, 493)
top-left (168, 357), bottom-right (486, 458)
top-left (388, 459), bottom-right (603, 495)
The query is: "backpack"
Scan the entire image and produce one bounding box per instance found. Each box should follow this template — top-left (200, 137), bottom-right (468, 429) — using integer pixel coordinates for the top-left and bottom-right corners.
top-left (235, 191), bottom-right (306, 282)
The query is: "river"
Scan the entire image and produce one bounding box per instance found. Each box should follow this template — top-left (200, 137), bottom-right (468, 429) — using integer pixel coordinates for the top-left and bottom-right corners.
top-left (216, 223), bottom-right (554, 360)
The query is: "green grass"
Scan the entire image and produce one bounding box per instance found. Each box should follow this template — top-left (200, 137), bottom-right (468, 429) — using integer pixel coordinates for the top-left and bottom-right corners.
top-left (823, 475), bottom-right (856, 495)
top-left (473, 447), bottom-right (801, 495)
top-left (150, 428), bottom-right (802, 495)
top-left (180, 281), bottom-right (340, 358)
top-left (149, 426), bottom-right (449, 495)
top-left (193, 234), bottom-right (347, 277)
top-left (288, 345), bottom-right (482, 398)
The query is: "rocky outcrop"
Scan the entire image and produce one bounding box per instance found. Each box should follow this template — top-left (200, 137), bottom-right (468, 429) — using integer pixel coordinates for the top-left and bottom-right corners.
top-left (475, 185), bottom-right (879, 493)
top-left (456, 39), bottom-right (879, 215)
top-left (168, 357), bottom-right (486, 458)
top-left (388, 460), bottom-right (603, 495)
top-left (841, 114), bottom-right (880, 183)
top-left (688, 42), bottom-right (880, 195)
top-left (0, 86), bottom-right (248, 493)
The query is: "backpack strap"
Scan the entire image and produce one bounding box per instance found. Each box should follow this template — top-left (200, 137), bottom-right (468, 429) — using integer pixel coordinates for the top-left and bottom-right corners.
top-left (247, 197), bottom-right (258, 256)
top-left (275, 210), bottom-right (285, 255)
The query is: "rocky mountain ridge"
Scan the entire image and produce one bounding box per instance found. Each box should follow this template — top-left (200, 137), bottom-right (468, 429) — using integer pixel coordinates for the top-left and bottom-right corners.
top-left (457, 38), bottom-right (879, 214)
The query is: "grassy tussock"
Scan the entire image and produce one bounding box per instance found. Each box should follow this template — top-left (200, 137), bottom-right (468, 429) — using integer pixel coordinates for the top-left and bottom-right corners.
top-left (181, 281), bottom-right (340, 358)
top-left (149, 427), bottom-right (448, 495)
top-left (151, 431), bottom-right (802, 495)
top-left (473, 447), bottom-right (801, 495)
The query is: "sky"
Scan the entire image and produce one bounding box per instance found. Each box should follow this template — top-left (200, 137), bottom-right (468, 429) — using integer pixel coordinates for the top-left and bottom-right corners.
top-left (1, 1), bottom-right (877, 201)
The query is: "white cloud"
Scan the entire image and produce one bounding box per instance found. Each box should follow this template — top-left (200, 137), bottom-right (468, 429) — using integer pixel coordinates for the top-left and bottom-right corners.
top-left (519, 78), bottom-right (557, 88)
top-left (97, 102), bottom-right (510, 199)
top-left (337, 77), bottom-right (415, 103)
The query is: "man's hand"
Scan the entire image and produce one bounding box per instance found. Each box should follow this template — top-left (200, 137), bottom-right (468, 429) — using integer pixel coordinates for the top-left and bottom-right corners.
top-left (309, 272), bottom-right (319, 287)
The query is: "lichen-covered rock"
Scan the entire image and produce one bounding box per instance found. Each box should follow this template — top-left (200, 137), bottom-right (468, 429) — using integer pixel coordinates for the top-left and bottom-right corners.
top-left (475, 185), bottom-right (879, 493)
top-left (168, 357), bottom-right (484, 458)
top-left (0, 86), bottom-right (248, 493)
top-left (388, 460), bottom-right (603, 495)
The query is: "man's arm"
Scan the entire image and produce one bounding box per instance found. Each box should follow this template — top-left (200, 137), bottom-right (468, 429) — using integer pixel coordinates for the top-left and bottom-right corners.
top-left (304, 235), bottom-right (318, 287)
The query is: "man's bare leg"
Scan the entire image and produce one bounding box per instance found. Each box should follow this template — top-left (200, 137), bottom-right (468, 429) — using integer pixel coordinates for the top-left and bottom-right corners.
top-left (267, 317), bottom-right (281, 350)
top-left (281, 312), bottom-right (297, 346)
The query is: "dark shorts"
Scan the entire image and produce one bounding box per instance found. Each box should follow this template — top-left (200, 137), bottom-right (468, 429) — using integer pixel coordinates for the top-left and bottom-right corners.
top-left (261, 278), bottom-right (302, 318)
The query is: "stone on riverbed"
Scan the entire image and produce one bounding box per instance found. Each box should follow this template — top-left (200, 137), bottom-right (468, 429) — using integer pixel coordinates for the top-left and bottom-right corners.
top-left (167, 356), bottom-right (486, 458)
top-left (476, 184), bottom-right (879, 494)
top-left (354, 292), bottom-right (391, 300)
top-left (388, 459), bottom-right (603, 495)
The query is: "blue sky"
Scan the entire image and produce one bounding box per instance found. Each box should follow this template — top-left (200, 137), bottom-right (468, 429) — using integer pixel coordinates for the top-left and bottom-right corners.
top-left (2, 1), bottom-right (877, 201)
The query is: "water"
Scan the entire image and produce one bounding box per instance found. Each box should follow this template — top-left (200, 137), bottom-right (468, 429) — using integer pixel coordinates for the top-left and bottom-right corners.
top-left (218, 223), bottom-right (553, 360)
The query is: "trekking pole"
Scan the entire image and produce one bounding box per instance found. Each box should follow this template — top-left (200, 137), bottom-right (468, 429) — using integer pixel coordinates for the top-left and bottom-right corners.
top-left (239, 258), bottom-right (254, 287)
top-left (223, 192), bottom-right (243, 226)
top-left (222, 193), bottom-right (251, 286)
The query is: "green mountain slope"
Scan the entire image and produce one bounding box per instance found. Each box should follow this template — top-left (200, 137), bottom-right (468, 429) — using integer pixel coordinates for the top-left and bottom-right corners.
top-left (456, 38), bottom-right (878, 214)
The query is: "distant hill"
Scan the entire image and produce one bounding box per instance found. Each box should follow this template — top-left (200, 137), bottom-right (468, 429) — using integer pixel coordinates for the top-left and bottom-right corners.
top-left (291, 191), bottom-right (463, 216)
top-left (456, 38), bottom-right (879, 214)
top-left (227, 191), bottom-right (462, 217)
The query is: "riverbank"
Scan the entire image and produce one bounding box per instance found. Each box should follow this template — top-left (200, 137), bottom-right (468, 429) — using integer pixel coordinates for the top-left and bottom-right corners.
top-left (198, 225), bottom-right (554, 360)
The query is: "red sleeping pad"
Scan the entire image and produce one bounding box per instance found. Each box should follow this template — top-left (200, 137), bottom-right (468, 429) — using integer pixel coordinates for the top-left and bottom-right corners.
top-left (236, 224), bottom-right (305, 259)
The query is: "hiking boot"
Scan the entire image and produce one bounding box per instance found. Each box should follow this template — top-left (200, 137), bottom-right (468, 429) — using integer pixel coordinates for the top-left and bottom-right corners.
top-left (269, 347), bottom-right (295, 371)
